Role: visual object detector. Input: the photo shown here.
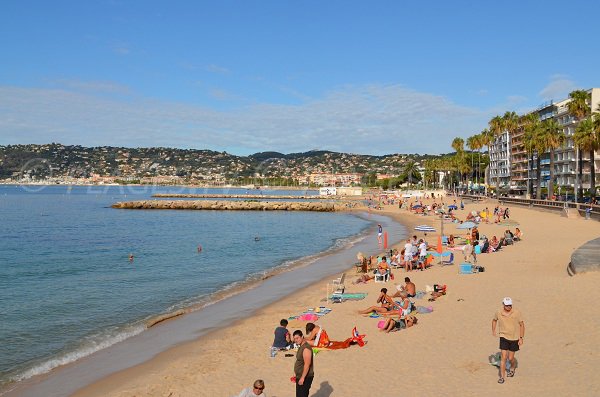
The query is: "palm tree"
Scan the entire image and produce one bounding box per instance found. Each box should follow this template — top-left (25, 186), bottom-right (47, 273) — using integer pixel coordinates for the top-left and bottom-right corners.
top-left (402, 160), bottom-right (420, 189)
top-left (466, 135), bottom-right (477, 190)
top-left (451, 137), bottom-right (465, 154)
top-left (478, 128), bottom-right (493, 192)
top-left (488, 115), bottom-right (505, 192)
top-left (574, 118), bottom-right (598, 197)
top-left (567, 90), bottom-right (591, 200)
top-left (522, 114), bottom-right (542, 198)
top-left (539, 118), bottom-right (566, 198)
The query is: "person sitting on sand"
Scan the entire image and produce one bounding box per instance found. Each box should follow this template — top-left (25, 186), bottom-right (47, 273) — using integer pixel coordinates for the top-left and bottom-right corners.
top-left (305, 322), bottom-right (331, 348)
top-left (358, 288), bottom-right (396, 314)
top-left (376, 256), bottom-right (391, 277)
top-left (514, 228), bottom-right (522, 241)
top-left (393, 277), bottom-right (416, 298)
top-left (380, 314), bottom-right (418, 333)
top-left (490, 236), bottom-right (500, 251)
top-left (273, 319), bottom-right (293, 350)
top-left (234, 379), bottom-right (266, 397)
top-left (504, 230), bottom-right (514, 245)
top-left (386, 291), bottom-right (412, 317)
top-left (448, 234), bottom-right (455, 248)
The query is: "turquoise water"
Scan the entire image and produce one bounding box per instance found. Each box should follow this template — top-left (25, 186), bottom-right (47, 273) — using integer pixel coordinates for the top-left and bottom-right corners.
top-left (0, 185), bottom-right (372, 386)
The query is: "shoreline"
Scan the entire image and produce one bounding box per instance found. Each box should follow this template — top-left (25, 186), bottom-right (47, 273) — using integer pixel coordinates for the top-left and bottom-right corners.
top-left (1, 209), bottom-right (407, 397)
top-left (70, 198), bottom-right (600, 397)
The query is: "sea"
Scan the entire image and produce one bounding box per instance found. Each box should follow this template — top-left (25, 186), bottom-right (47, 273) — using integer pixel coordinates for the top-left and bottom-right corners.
top-left (0, 184), bottom-right (406, 394)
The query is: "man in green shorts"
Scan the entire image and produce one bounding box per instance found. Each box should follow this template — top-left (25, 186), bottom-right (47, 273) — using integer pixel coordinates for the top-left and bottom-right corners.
top-left (492, 297), bottom-right (525, 384)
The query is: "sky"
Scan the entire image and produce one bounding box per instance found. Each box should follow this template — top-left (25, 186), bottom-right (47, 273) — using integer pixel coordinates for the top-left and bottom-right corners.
top-left (1, 0), bottom-right (598, 156)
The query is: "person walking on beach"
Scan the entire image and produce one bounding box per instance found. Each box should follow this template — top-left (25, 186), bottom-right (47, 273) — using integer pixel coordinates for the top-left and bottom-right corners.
top-left (292, 330), bottom-right (314, 397)
top-left (492, 297), bottom-right (525, 384)
top-left (377, 224), bottom-right (383, 247)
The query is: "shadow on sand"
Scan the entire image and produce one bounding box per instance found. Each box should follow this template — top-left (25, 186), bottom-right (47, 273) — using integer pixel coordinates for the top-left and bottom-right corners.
top-left (312, 381), bottom-right (334, 397)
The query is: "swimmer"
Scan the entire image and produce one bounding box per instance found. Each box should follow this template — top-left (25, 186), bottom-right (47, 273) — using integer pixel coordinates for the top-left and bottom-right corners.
top-left (197, 244), bottom-right (202, 253)
top-left (255, 236), bottom-right (260, 241)
top-left (129, 254), bottom-right (134, 262)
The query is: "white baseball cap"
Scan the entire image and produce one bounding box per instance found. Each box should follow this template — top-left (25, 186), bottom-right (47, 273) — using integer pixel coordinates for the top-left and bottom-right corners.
top-left (502, 297), bottom-right (513, 306)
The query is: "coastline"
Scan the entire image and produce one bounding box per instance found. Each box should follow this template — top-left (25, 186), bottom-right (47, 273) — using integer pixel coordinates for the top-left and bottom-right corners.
top-left (1, 209), bottom-right (407, 397)
top-left (67, 198), bottom-right (600, 397)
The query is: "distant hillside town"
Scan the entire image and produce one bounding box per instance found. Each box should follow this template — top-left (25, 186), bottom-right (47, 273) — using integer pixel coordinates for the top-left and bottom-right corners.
top-left (0, 143), bottom-right (443, 188)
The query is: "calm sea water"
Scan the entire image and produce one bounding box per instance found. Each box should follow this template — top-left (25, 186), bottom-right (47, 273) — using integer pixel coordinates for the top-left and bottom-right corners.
top-left (0, 185), bottom-right (373, 386)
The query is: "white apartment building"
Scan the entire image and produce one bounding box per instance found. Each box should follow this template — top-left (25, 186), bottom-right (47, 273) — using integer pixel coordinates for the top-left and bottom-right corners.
top-left (488, 87), bottom-right (600, 194)
top-left (488, 130), bottom-right (511, 188)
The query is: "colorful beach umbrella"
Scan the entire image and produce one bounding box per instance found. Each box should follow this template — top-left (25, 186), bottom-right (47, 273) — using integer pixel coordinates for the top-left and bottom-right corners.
top-left (414, 225), bottom-right (436, 232)
top-left (457, 221), bottom-right (477, 229)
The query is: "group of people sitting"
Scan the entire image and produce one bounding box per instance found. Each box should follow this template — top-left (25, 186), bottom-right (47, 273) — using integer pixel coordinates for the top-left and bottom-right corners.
top-left (465, 206), bottom-right (511, 224)
top-left (463, 226), bottom-right (523, 262)
top-left (358, 279), bottom-right (419, 333)
top-left (354, 236), bottom-right (435, 284)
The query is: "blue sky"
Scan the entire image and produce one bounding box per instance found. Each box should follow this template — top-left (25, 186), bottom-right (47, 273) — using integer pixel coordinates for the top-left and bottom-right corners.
top-left (1, 0), bottom-right (598, 155)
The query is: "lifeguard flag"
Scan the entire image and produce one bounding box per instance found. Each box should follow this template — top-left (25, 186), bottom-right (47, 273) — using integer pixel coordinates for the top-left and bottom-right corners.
top-left (437, 236), bottom-right (443, 254)
top-left (383, 232), bottom-right (388, 249)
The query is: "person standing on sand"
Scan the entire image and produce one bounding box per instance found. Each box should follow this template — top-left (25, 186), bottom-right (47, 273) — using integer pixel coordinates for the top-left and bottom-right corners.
top-left (492, 297), bottom-right (525, 384)
top-left (292, 330), bottom-right (314, 397)
top-left (377, 224), bottom-right (383, 247)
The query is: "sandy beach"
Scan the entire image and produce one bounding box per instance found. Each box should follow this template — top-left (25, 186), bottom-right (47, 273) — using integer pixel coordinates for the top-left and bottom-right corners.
top-left (70, 197), bottom-right (600, 397)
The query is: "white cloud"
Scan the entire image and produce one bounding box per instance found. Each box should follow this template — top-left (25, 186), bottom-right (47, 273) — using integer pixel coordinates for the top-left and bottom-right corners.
top-left (0, 83), bottom-right (491, 155)
top-left (539, 75), bottom-right (578, 101)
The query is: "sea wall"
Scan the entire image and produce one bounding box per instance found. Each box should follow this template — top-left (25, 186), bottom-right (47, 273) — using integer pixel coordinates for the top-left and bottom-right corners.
top-left (111, 200), bottom-right (342, 211)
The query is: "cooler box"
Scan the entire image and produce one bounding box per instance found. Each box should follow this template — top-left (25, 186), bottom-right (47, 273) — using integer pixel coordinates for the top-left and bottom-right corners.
top-left (459, 263), bottom-right (474, 274)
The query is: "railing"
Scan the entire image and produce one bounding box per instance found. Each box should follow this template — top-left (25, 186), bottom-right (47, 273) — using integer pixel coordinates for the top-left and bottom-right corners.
top-left (459, 195), bottom-right (600, 220)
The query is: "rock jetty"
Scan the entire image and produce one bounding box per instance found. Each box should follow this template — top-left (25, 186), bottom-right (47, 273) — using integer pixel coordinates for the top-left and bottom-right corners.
top-left (112, 200), bottom-right (341, 211)
top-left (152, 193), bottom-right (342, 200)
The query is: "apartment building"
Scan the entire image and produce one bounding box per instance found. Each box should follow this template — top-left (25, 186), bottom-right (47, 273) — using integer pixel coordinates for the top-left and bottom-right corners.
top-left (488, 130), bottom-right (511, 188)
top-left (488, 87), bottom-right (600, 195)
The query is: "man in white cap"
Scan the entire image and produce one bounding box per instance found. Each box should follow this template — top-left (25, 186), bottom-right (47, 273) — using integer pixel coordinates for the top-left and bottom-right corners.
top-left (492, 297), bottom-right (525, 384)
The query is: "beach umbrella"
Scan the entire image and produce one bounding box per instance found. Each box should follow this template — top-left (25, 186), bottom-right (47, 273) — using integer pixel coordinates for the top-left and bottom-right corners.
top-left (414, 225), bottom-right (436, 233)
top-left (457, 221), bottom-right (477, 229)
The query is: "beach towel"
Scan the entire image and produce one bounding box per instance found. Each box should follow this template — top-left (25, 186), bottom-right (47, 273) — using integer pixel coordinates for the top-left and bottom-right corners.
top-left (415, 305), bottom-right (433, 313)
top-left (311, 327), bottom-right (365, 350)
top-left (328, 293), bottom-right (368, 301)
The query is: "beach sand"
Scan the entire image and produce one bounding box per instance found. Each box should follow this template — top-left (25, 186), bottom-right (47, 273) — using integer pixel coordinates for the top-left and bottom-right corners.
top-left (71, 198), bottom-right (600, 397)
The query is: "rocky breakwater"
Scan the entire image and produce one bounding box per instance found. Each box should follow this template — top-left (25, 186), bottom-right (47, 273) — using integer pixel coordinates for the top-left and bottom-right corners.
top-left (111, 200), bottom-right (341, 212)
top-left (152, 193), bottom-right (339, 200)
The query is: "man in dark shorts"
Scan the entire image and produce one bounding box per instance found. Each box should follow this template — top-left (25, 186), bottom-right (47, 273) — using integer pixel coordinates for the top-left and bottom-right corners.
top-left (492, 297), bottom-right (525, 384)
top-left (292, 330), bottom-right (314, 397)
top-left (392, 277), bottom-right (416, 298)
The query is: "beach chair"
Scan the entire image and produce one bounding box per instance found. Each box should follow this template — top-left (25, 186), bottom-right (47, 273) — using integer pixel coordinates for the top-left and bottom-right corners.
top-left (374, 270), bottom-right (390, 283)
top-left (332, 273), bottom-right (346, 289)
top-left (442, 235), bottom-right (448, 245)
top-left (442, 252), bottom-right (454, 265)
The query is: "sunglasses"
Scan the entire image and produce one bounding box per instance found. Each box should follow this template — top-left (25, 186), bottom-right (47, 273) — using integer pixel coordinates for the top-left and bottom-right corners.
top-left (254, 386), bottom-right (264, 391)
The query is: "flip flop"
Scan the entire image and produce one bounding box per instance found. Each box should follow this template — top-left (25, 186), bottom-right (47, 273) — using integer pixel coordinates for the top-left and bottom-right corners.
top-left (498, 378), bottom-right (505, 384)
top-left (507, 370), bottom-right (515, 377)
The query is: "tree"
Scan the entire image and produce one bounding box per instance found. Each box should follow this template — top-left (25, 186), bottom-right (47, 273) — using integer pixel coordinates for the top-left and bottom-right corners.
top-left (522, 114), bottom-right (542, 198)
top-left (574, 117), bottom-right (598, 197)
top-left (467, 134), bottom-right (483, 187)
top-left (401, 160), bottom-right (421, 189)
top-left (567, 90), bottom-right (591, 200)
top-left (538, 118), bottom-right (566, 198)
top-left (488, 115), bottom-right (505, 191)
